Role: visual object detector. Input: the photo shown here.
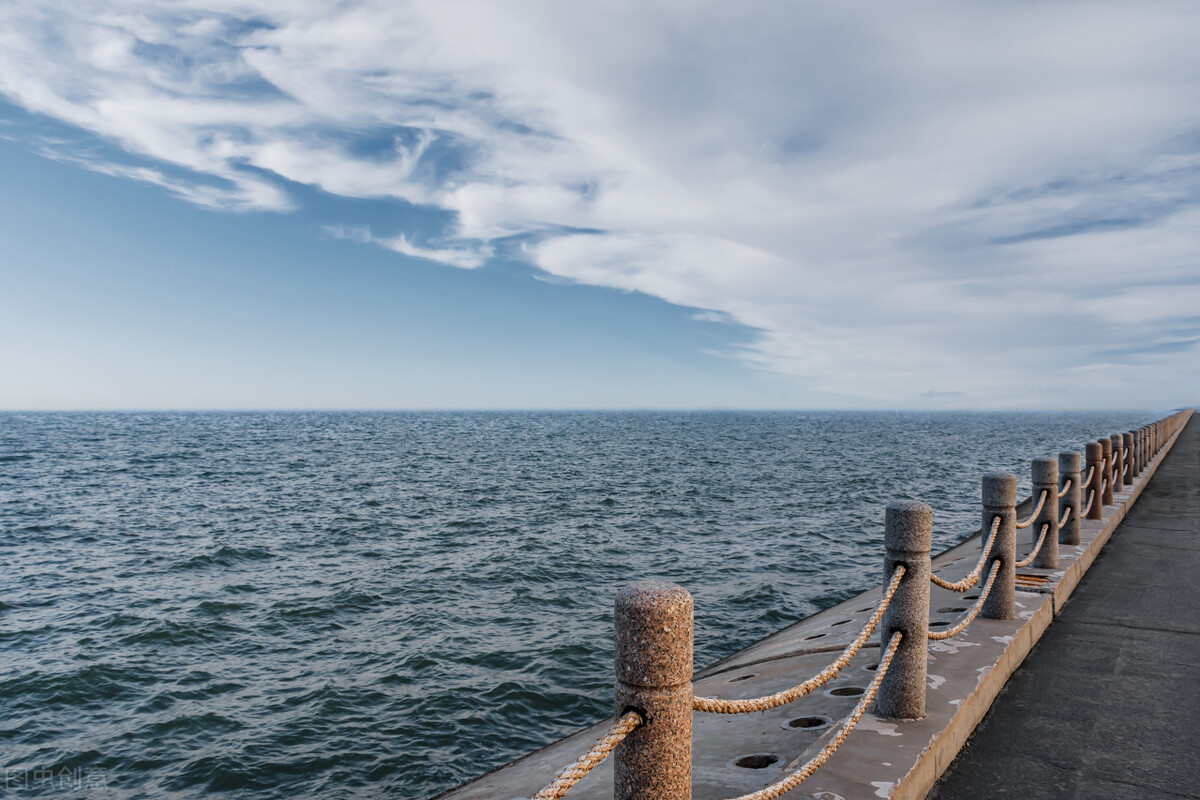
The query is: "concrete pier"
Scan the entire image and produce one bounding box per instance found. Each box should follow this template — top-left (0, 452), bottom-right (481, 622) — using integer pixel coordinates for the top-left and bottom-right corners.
top-left (928, 414), bottom-right (1200, 800)
top-left (437, 410), bottom-right (1193, 800)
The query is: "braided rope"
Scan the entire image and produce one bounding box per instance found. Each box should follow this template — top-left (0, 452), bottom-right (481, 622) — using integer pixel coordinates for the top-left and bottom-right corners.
top-left (1058, 505), bottom-right (1071, 528)
top-left (1014, 523), bottom-right (1049, 568)
top-left (531, 711), bottom-right (642, 800)
top-left (928, 561), bottom-right (1000, 641)
top-left (1081, 465), bottom-right (1095, 488)
top-left (1015, 490), bottom-right (1047, 529)
top-left (1080, 489), bottom-right (1095, 517)
top-left (1056, 478), bottom-right (1072, 499)
top-left (693, 567), bottom-right (905, 714)
top-left (722, 632), bottom-right (903, 800)
top-left (931, 516), bottom-right (1000, 592)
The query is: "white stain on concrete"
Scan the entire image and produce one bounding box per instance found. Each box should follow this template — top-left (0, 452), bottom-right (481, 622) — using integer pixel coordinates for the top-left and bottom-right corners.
top-left (927, 673), bottom-right (946, 691)
top-left (858, 715), bottom-right (903, 737)
top-left (992, 635), bottom-right (1014, 644)
top-left (929, 639), bottom-right (979, 654)
top-left (872, 780), bottom-right (895, 797)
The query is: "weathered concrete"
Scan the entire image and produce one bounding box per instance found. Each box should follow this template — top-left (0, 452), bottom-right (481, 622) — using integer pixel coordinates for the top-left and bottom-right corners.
top-left (929, 412), bottom-right (1200, 800)
top-left (1030, 458), bottom-right (1058, 569)
top-left (613, 581), bottom-right (693, 800)
top-left (878, 500), bottom-right (932, 720)
top-left (437, 411), bottom-right (1192, 800)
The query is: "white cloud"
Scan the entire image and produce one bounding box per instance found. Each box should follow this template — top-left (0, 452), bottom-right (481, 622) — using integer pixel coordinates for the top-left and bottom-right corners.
top-left (1, 0), bottom-right (1199, 406)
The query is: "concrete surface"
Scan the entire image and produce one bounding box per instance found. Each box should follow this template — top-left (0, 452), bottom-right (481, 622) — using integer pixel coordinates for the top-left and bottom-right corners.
top-left (435, 411), bottom-right (1193, 800)
top-left (928, 414), bottom-right (1200, 800)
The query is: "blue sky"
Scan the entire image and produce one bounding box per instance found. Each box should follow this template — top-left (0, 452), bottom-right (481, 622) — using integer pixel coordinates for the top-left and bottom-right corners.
top-left (1, 2), bottom-right (1198, 410)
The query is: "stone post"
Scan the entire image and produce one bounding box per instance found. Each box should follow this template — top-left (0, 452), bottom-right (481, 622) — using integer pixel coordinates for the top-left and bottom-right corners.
top-left (1085, 442), bottom-right (1104, 520)
top-left (981, 472), bottom-right (1016, 620)
top-left (1122, 433), bottom-right (1134, 487)
top-left (1110, 434), bottom-right (1124, 495)
top-left (1058, 451), bottom-right (1081, 545)
top-left (1030, 458), bottom-right (1058, 568)
top-left (1131, 429), bottom-right (1141, 477)
top-left (614, 581), bottom-right (693, 800)
top-left (878, 500), bottom-right (931, 720)
top-left (1101, 437), bottom-right (1115, 506)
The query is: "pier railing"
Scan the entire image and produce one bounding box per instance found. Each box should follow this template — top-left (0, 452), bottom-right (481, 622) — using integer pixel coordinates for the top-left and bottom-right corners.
top-left (530, 409), bottom-right (1192, 800)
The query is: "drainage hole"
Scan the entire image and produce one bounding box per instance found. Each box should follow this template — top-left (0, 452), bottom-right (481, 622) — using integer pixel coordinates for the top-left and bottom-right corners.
top-left (937, 607), bottom-right (968, 613)
top-left (803, 633), bottom-right (827, 641)
top-left (964, 594), bottom-right (980, 600)
top-left (864, 662), bottom-right (878, 671)
top-left (829, 686), bottom-right (865, 697)
top-left (929, 621), bottom-right (950, 628)
top-left (728, 673), bottom-right (757, 683)
top-left (734, 754), bottom-right (780, 770)
top-left (786, 715), bottom-right (831, 730)
top-left (830, 619), bottom-right (851, 627)
top-left (856, 607), bottom-right (873, 613)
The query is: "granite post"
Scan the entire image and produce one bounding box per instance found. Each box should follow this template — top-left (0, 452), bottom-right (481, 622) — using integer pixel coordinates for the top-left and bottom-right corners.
top-left (1030, 458), bottom-right (1058, 568)
top-left (1101, 437), bottom-right (1115, 506)
top-left (981, 472), bottom-right (1016, 620)
top-left (878, 500), bottom-right (931, 720)
top-left (1085, 442), bottom-right (1104, 521)
top-left (1058, 451), bottom-right (1081, 546)
top-left (1122, 433), bottom-right (1134, 487)
top-left (614, 581), bottom-right (693, 800)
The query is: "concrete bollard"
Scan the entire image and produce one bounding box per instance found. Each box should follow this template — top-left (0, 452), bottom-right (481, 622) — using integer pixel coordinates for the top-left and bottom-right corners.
top-left (1131, 429), bottom-right (1141, 477)
top-left (1101, 437), bottom-right (1115, 506)
top-left (614, 581), bottom-right (693, 800)
top-left (981, 472), bottom-right (1016, 620)
top-left (878, 500), bottom-right (931, 720)
top-left (1059, 451), bottom-right (1082, 545)
top-left (1109, 435), bottom-right (1124, 496)
top-left (1031, 458), bottom-right (1058, 568)
top-left (1085, 442), bottom-right (1104, 520)
top-left (1122, 433), bottom-right (1134, 487)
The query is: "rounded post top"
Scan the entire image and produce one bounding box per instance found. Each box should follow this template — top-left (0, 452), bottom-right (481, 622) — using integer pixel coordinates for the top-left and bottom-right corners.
top-left (614, 580), bottom-right (693, 687)
top-left (884, 500), bottom-right (932, 553)
top-left (1058, 450), bottom-right (1081, 471)
top-left (1123, 432), bottom-right (1134, 444)
top-left (1101, 438), bottom-right (1113, 455)
top-left (1086, 441), bottom-right (1103, 459)
top-left (1031, 457), bottom-right (1057, 484)
top-left (982, 471), bottom-right (1017, 507)
top-left (1110, 434), bottom-right (1123, 446)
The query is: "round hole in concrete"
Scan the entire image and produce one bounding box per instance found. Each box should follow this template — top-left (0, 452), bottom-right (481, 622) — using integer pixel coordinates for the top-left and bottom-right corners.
top-left (929, 621), bottom-right (950, 629)
top-left (728, 673), bottom-right (756, 683)
top-left (784, 715), bottom-right (831, 731)
top-left (830, 619), bottom-right (851, 626)
top-left (803, 633), bottom-right (827, 641)
top-left (964, 594), bottom-right (979, 600)
top-left (857, 607), bottom-right (873, 613)
top-left (828, 686), bottom-right (865, 697)
top-left (937, 607), bottom-right (968, 613)
top-left (863, 662), bottom-right (878, 672)
top-left (733, 753), bottom-right (780, 770)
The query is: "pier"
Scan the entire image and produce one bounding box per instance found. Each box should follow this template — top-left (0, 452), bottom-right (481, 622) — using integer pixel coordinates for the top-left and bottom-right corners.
top-left (438, 410), bottom-right (1194, 800)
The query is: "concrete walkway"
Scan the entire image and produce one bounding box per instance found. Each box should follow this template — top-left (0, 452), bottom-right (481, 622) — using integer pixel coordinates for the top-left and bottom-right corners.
top-left (929, 416), bottom-right (1200, 800)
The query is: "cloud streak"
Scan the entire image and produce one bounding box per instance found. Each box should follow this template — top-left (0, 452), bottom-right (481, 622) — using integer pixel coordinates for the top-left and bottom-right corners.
top-left (2, 0), bottom-right (1199, 406)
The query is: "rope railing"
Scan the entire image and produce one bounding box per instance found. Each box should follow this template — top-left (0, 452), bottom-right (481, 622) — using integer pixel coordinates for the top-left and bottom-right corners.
top-left (1014, 489), bottom-right (1047, 529)
top-left (927, 561), bottom-right (1000, 641)
top-left (693, 566), bottom-right (905, 714)
top-left (931, 515), bottom-right (999, 592)
top-left (721, 632), bottom-right (904, 800)
top-left (521, 410), bottom-right (1191, 800)
top-left (1014, 523), bottom-right (1049, 568)
top-left (531, 711), bottom-right (642, 800)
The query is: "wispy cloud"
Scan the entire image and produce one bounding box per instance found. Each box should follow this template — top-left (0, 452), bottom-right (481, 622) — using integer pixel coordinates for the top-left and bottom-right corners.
top-left (2, 1), bottom-right (1199, 406)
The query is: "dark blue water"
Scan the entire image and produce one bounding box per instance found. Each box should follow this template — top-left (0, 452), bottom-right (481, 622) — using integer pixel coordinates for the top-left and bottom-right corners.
top-left (0, 411), bottom-right (1158, 798)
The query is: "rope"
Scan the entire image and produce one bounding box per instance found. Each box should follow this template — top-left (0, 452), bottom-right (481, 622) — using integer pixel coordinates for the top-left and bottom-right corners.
top-left (931, 516), bottom-right (999, 592)
top-left (531, 711), bottom-right (642, 800)
top-left (1082, 465), bottom-right (1095, 487)
top-left (1058, 505), bottom-right (1071, 528)
top-left (722, 632), bottom-right (903, 800)
top-left (1080, 489), bottom-right (1095, 517)
top-left (1056, 478), bottom-right (1072, 499)
top-left (1015, 490), bottom-right (1047, 529)
top-left (693, 567), bottom-right (906, 714)
top-left (1014, 523), bottom-right (1049, 568)
top-left (927, 561), bottom-right (1000, 640)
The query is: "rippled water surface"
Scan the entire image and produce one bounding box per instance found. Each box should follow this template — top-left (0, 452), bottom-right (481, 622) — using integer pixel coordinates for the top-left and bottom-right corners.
top-left (0, 411), bottom-right (1159, 798)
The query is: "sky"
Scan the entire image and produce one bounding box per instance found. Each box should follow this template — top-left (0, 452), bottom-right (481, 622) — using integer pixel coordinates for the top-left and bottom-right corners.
top-left (1, 1), bottom-right (1198, 410)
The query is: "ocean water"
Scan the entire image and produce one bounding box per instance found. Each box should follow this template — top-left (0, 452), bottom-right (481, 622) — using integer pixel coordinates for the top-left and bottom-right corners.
top-left (0, 410), bottom-right (1159, 799)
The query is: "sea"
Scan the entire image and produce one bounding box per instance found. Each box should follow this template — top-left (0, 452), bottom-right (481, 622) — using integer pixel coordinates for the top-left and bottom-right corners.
top-left (0, 410), bottom-right (1159, 799)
